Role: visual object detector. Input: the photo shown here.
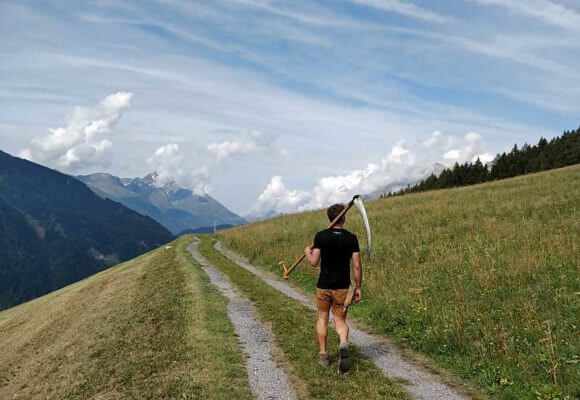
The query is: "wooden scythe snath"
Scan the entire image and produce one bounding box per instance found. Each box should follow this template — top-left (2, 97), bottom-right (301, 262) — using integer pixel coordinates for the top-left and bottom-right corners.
top-left (281, 194), bottom-right (372, 280)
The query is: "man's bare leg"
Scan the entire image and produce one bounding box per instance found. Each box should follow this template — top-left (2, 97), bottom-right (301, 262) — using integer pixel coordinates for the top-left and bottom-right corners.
top-left (316, 309), bottom-right (329, 353)
top-left (333, 312), bottom-right (349, 345)
top-left (316, 310), bottom-right (330, 367)
top-left (333, 312), bottom-right (351, 372)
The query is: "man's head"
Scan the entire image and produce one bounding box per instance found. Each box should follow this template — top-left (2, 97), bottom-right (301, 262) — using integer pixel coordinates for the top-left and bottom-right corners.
top-left (327, 203), bottom-right (346, 225)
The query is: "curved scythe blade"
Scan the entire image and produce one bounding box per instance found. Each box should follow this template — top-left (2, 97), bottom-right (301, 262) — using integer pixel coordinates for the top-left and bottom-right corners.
top-left (353, 196), bottom-right (372, 257)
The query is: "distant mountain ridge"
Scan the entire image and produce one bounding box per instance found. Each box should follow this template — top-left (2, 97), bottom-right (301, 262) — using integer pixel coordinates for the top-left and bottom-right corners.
top-left (243, 209), bottom-right (282, 223)
top-left (0, 150), bottom-right (174, 310)
top-left (176, 224), bottom-right (236, 235)
top-left (77, 172), bottom-right (246, 234)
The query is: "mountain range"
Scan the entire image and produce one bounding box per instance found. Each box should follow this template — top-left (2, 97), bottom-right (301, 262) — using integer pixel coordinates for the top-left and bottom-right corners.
top-left (77, 172), bottom-right (246, 234)
top-left (0, 150), bottom-right (174, 310)
top-left (243, 209), bottom-right (282, 223)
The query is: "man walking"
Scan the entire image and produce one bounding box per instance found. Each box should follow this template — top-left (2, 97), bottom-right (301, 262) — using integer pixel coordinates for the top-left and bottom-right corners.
top-left (304, 203), bottom-right (363, 373)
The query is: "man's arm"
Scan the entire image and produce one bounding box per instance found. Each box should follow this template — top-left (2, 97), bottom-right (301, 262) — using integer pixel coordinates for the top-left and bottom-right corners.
top-left (352, 252), bottom-right (363, 302)
top-left (304, 246), bottom-right (321, 267)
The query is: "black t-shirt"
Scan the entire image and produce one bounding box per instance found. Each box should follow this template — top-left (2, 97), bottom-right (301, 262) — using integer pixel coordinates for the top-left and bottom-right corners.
top-left (313, 228), bottom-right (360, 290)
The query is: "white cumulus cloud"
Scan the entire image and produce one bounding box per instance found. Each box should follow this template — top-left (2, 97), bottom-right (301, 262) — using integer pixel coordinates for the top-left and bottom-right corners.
top-left (19, 92), bottom-right (132, 172)
top-left (473, 152), bottom-right (495, 164)
top-left (147, 143), bottom-right (210, 194)
top-left (148, 143), bottom-right (184, 185)
top-left (465, 131), bottom-right (481, 142)
top-left (254, 176), bottom-right (310, 213)
top-left (422, 130), bottom-right (442, 147)
top-left (250, 130), bottom-right (494, 215)
top-left (147, 130), bottom-right (276, 195)
top-left (444, 149), bottom-right (461, 159)
top-left (206, 130), bottom-right (274, 163)
top-left (207, 140), bottom-right (256, 163)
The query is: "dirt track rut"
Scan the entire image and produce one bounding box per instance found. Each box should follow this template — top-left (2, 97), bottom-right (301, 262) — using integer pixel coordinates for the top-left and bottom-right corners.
top-left (214, 240), bottom-right (470, 400)
top-left (188, 240), bottom-right (296, 400)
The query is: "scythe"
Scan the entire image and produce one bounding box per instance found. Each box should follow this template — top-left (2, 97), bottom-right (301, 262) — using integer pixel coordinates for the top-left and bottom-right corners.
top-left (281, 194), bottom-right (372, 280)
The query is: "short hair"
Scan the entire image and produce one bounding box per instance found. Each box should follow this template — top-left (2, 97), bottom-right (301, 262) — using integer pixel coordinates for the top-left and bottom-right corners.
top-left (327, 203), bottom-right (345, 224)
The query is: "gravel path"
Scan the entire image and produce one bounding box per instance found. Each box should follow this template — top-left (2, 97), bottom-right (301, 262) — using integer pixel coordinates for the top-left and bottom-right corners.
top-left (215, 241), bottom-right (470, 400)
top-left (188, 241), bottom-right (296, 400)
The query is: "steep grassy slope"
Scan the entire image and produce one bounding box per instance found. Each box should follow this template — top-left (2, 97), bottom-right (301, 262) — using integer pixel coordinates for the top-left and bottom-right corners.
top-left (220, 165), bottom-right (580, 400)
top-left (0, 236), bottom-right (252, 400)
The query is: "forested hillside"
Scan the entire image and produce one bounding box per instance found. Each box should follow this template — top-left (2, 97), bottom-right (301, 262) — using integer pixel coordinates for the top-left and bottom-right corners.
top-left (386, 128), bottom-right (580, 196)
top-left (0, 150), bottom-right (174, 310)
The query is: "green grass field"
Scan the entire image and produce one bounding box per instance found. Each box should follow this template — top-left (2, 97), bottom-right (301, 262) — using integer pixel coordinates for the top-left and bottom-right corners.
top-left (1, 165), bottom-right (577, 399)
top-left (0, 233), bottom-right (413, 399)
top-left (0, 236), bottom-right (253, 400)
top-left (220, 165), bottom-right (580, 400)
top-left (197, 236), bottom-right (411, 400)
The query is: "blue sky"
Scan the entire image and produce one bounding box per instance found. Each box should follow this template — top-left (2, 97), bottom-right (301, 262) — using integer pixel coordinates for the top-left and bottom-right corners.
top-left (1, 0), bottom-right (579, 214)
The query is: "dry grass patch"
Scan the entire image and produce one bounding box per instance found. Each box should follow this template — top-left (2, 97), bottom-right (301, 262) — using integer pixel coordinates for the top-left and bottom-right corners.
top-left (0, 236), bottom-right (253, 400)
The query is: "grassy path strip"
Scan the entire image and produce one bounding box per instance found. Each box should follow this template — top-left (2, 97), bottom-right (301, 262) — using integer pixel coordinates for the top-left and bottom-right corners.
top-left (0, 236), bottom-right (253, 400)
top-left (188, 239), bottom-right (296, 400)
top-left (197, 236), bottom-right (411, 400)
top-left (215, 240), bottom-right (472, 400)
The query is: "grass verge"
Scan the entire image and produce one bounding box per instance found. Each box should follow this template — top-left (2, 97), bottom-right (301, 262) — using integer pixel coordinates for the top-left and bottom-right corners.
top-left (0, 236), bottom-right (253, 400)
top-left (197, 235), bottom-right (410, 400)
top-left (220, 165), bottom-right (580, 400)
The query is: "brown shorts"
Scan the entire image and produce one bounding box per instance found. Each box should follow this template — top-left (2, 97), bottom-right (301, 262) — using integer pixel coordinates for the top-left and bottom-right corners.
top-left (316, 288), bottom-right (349, 319)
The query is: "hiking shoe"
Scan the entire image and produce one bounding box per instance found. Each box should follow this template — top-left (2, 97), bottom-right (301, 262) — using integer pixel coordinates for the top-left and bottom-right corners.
top-left (318, 352), bottom-right (329, 367)
top-left (338, 343), bottom-right (350, 373)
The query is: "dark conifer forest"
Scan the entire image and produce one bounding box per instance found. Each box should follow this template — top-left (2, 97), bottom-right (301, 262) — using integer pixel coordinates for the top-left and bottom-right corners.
top-left (0, 150), bottom-right (174, 310)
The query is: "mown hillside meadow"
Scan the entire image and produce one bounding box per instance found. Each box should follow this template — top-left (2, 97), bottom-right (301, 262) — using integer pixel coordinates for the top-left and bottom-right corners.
top-left (220, 165), bottom-right (580, 400)
top-left (0, 236), bottom-right (253, 400)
